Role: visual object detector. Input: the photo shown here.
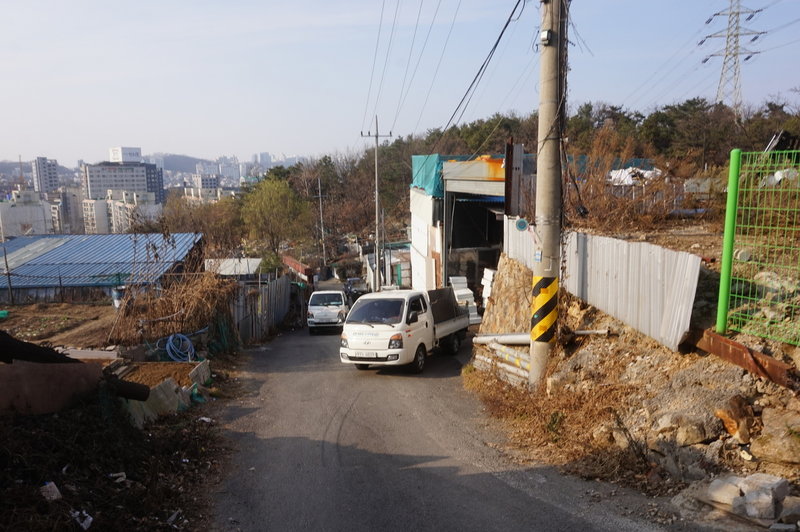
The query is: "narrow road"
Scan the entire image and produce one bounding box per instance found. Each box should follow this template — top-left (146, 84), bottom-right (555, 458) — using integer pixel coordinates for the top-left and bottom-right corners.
top-left (213, 329), bottom-right (670, 531)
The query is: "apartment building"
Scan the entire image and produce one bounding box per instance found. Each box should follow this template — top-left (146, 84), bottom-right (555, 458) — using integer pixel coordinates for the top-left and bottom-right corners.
top-left (32, 156), bottom-right (59, 195)
top-left (82, 161), bottom-right (165, 204)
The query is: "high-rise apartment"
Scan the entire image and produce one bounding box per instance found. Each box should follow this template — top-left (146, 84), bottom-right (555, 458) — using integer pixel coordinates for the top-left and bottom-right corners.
top-left (32, 157), bottom-right (59, 195)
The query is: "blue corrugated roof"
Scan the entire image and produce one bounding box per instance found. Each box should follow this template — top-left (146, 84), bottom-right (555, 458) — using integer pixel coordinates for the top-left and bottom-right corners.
top-left (0, 233), bottom-right (202, 289)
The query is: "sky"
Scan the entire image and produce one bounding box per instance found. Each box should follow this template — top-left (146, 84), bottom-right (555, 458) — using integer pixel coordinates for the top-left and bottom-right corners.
top-left (2, 0), bottom-right (798, 167)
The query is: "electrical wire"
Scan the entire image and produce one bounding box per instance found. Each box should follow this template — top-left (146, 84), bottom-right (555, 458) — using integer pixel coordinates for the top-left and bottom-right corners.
top-left (442, 0), bottom-right (524, 134)
top-left (390, 0), bottom-right (426, 132)
top-left (467, 4), bottom-right (527, 122)
top-left (623, 27), bottom-right (706, 107)
top-left (361, 0), bottom-right (388, 132)
top-left (392, 0), bottom-right (443, 134)
top-left (642, 61), bottom-right (707, 110)
top-left (761, 16), bottom-right (800, 35)
top-left (758, 35), bottom-right (800, 52)
top-left (412, 0), bottom-right (462, 135)
top-left (442, 52), bottom-right (539, 180)
top-left (370, 0), bottom-right (402, 125)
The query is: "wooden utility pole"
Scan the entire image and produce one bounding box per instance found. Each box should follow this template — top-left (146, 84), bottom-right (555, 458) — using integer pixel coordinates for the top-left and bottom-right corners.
top-left (361, 116), bottom-right (392, 292)
top-left (530, 0), bottom-right (567, 387)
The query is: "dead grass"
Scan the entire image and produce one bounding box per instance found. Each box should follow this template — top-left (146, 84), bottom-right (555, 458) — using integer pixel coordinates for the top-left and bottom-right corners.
top-left (563, 128), bottom-right (723, 234)
top-left (463, 324), bottom-right (689, 495)
top-left (108, 271), bottom-right (237, 346)
top-left (464, 357), bottom-right (631, 455)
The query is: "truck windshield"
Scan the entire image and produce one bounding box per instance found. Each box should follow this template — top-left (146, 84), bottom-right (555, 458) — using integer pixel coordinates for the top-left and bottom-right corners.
top-left (347, 299), bottom-right (405, 325)
top-left (309, 293), bottom-right (343, 306)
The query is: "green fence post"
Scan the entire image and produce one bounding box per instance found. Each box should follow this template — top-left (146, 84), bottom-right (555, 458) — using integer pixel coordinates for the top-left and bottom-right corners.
top-left (716, 148), bottom-right (742, 334)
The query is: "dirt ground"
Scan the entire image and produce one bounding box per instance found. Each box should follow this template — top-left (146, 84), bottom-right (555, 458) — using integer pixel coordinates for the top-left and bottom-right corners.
top-left (0, 351), bottom-right (242, 531)
top-left (122, 362), bottom-right (200, 388)
top-left (0, 302), bottom-right (118, 348)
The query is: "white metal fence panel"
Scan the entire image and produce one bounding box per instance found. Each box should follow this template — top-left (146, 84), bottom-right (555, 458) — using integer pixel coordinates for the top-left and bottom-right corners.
top-left (502, 220), bottom-right (700, 351)
top-left (563, 232), bottom-right (700, 350)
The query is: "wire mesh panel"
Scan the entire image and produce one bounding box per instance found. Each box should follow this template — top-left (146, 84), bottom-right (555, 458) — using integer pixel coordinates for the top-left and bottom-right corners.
top-left (725, 150), bottom-right (800, 344)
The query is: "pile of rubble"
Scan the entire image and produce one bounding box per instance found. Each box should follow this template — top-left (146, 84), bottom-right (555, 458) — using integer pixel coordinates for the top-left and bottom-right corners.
top-left (676, 473), bottom-right (800, 529)
top-left (468, 252), bottom-right (800, 525)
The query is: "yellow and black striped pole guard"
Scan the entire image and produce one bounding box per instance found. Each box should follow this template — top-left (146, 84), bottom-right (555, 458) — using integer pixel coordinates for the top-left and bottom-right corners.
top-left (530, 276), bottom-right (558, 343)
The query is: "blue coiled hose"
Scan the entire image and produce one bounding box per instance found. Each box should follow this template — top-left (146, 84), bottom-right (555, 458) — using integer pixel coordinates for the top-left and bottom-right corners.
top-left (164, 333), bottom-right (195, 362)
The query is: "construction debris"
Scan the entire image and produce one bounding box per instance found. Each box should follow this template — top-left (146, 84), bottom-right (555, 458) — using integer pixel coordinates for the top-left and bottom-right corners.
top-left (450, 276), bottom-right (481, 325)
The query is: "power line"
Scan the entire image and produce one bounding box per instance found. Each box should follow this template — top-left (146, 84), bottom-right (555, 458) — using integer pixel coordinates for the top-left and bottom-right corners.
top-left (441, 0), bottom-right (524, 135)
top-left (451, 53), bottom-right (539, 165)
top-left (361, 0), bottom-right (388, 132)
top-left (761, 15), bottom-right (800, 35)
top-left (412, 0), bottom-right (463, 135)
top-left (413, 0), bottom-right (527, 186)
top-left (467, 3), bottom-right (529, 122)
top-left (641, 61), bottom-right (706, 110)
top-left (391, 0), bottom-right (443, 133)
top-left (623, 27), bottom-right (705, 107)
top-left (370, 0), bottom-right (402, 124)
top-left (390, 0), bottom-right (426, 132)
top-left (758, 35), bottom-right (800, 52)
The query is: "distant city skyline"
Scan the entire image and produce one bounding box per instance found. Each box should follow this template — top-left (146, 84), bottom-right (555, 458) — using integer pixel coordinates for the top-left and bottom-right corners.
top-left (2, 1), bottom-right (798, 165)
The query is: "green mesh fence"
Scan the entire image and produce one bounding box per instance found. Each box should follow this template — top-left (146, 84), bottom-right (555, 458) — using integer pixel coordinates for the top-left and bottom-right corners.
top-left (718, 149), bottom-right (800, 345)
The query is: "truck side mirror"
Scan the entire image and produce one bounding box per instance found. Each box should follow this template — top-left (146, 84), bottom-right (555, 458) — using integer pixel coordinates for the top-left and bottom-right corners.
top-left (407, 311), bottom-right (419, 324)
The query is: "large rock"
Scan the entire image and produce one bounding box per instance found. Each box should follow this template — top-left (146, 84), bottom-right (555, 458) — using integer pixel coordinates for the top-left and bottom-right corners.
top-left (779, 495), bottom-right (800, 523)
top-left (737, 473), bottom-right (791, 500)
top-left (707, 477), bottom-right (742, 506)
top-left (650, 412), bottom-right (708, 446)
top-left (714, 395), bottom-right (754, 444)
top-left (750, 408), bottom-right (800, 464)
top-left (743, 489), bottom-right (777, 520)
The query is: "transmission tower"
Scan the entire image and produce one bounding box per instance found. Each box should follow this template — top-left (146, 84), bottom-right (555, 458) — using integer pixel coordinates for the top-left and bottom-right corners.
top-left (700, 0), bottom-right (764, 117)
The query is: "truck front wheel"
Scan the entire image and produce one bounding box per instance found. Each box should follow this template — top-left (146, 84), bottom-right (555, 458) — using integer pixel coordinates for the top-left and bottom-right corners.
top-left (410, 345), bottom-right (426, 374)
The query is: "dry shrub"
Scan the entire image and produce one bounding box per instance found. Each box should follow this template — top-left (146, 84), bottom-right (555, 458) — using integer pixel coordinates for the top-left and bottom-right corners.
top-left (108, 271), bottom-right (237, 345)
top-left (463, 348), bottom-right (654, 485)
top-left (565, 128), bottom-right (683, 233)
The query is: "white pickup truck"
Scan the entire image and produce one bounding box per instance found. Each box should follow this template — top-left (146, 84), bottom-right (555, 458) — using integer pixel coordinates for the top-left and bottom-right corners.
top-left (339, 287), bottom-right (469, 373)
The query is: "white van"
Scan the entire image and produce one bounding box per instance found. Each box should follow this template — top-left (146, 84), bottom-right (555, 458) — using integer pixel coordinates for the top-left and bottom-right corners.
top-left (307, 290), bottom-right (349, 334)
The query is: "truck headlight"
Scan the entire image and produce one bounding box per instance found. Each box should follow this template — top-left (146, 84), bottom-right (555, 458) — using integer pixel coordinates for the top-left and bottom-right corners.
top-left (307, 311), bottom-right (314, 319)
top-left (338, 310), bottom-right (346, 323)
top-left (388, 333), bottom-right (403, 349)
top-left (340, 333), bottom-right (348, 348)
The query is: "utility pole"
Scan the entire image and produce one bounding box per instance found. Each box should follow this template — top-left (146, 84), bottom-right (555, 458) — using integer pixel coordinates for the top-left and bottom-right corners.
top-left (361, 116), bottom-right (392, 292)
top-left (316, 174), bottom-right (326, 264)
top-left (530, 0), bottom-right (567, 388)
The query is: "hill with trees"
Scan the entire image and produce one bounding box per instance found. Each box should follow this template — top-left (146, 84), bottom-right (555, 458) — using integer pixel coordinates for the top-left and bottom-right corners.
top-left (151, 96), bottom-right (800, 269)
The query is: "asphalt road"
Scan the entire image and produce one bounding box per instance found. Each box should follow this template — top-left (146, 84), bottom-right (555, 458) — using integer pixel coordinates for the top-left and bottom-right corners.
top-left (212, 329), bottom-right (671, 532)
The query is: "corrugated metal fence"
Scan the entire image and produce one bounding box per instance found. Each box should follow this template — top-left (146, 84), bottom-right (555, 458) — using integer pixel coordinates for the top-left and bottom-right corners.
top-left (232, 275), bottom-right (291, 345)
top-left (503, 218), bottom-right (701, 350)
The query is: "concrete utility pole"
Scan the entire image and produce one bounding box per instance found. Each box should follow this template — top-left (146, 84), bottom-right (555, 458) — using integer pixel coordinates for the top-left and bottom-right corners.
top-left (316, 174), bottom-right (326, 264)
top-left (361, 116), bottom-right (392, 292)
top-left (530, 0), bottom-right (567, 387)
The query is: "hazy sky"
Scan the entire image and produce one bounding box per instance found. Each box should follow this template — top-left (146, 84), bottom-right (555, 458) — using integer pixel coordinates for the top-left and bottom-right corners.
top-left (2, 0), bottom-right (798, 166)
